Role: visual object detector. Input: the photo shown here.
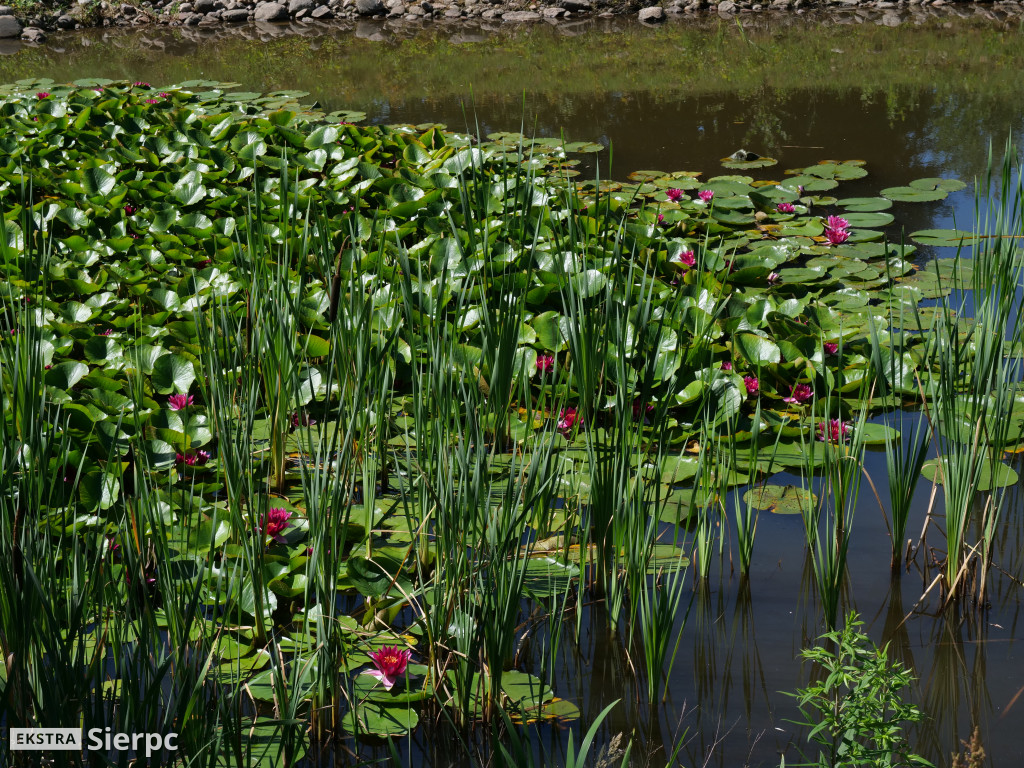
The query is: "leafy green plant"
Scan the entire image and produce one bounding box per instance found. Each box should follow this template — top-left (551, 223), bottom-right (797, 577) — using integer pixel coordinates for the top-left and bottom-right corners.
top-left (784, 613), bottom-right (931, 768)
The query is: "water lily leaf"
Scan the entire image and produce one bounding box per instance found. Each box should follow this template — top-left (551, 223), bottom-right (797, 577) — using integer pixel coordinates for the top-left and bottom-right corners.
top-left (79, 470), bottom-right (120, 511)
top-left (522, 556), bottom-right (580, 598)
top-left (881, 186), bottom-right (947, 203)
top-left (46, 360), bottom-right (89, 389)
top-left (172, 171), bottom-right (206, 206)
top-left (569, 269), bottom-right (607, 299)
top-left (81, 166), bottom-right (116, 198)
top-left (837, 197), bottom-right (893, 212)
top-left (908, 229), bottom-right (981, 247)
top-left (152, 354), bottom-right (196, 395)
top-left (735, 333), bottom-right (781, 365)
top-left (909, 177), bottom-right (966, 193)
top-left (855, 422), bottom-right (900, 445)
top-left (721, 153), bottom-right (777, 170)
top-left (532, 311), bottom-right (572, 351)
top-left (743, 484), bottom-right (816, 515)
top-left (842, 212), bottom-right (895, 228)
top-left (348, 702), bottom-right (419, 737)
top-left (56, 208), bottom-right (89, 230)
top-left (921, 457), bottom-right (1018, 491)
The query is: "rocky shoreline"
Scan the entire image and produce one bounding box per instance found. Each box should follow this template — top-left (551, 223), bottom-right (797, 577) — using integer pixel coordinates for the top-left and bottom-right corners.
top-left (1, 0), bottom-right (1022, 45)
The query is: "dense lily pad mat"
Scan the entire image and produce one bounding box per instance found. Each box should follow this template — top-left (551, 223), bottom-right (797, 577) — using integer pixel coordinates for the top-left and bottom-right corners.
top-left (0, 78), bottom-right (996, 757)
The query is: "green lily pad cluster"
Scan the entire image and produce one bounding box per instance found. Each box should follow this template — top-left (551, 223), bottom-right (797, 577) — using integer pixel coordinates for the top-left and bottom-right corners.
top-left (0, 78), bottom-right (993, 742)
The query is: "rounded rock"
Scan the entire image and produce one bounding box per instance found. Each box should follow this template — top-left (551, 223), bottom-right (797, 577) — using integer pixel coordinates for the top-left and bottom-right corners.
top-left (638, 4), bottom-right (665, 20)
top-left (0, 14), bottom-right (21, 37)
top-left (253, 0), bottom-right (288, 18)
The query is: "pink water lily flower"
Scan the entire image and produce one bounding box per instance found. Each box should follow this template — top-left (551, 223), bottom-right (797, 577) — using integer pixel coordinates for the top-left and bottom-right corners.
top-left (767, 271), bottom-right (780, 285)
top-left (776, 202), bottom-right (795, 213)
top-left (36, 92), bottom-right (50, 99)
top-left (672, 249), bottom-right (695, 267)
top-left (175, 449), bottom-right (210, 467)
top-left (632, 398), bottom-right (655, 421)
top-left (783, 384), bottom-right (813, 404)
top-left (825, 215), bottom-right (850, 231)
top-left (816, 418), bottom-right (851, 444)
top-left (720, 360), bottom-right (733, 371)
top-left (698, 189), bottom-right (715, 203)
top-left (260, 507), bottom-right (292, 543)
top-left (824, 227), bottom-right (850, 246)
top-left (823, 342), bottom-right (839, 355)
top-left (666, 188), bottom-right (685, 203)
top-left (364, 645), bottom-right (412, 691)
top-left (167, 393), bottom-right (194, 411)
top-left (744, 376), bottom-right (759, 396)
top-left (536, 354), bottom-right (555, 374)
top-left (557, 407), bottom-right (580, 435)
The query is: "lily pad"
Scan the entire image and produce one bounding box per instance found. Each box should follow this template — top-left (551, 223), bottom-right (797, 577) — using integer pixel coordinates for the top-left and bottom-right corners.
top-left (742, 484), bottom-right (817, 515)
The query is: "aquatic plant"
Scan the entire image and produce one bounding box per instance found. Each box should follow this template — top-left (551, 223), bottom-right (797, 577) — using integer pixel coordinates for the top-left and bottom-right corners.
top-left (784, 613), bottom-right (929, 768)
top-left (0, 76), bottom-right (1011, 764)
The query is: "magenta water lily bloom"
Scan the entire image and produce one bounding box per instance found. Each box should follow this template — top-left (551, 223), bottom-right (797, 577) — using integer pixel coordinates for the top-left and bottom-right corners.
top-left (698, 189), bottom-right (714, 203)
top-left (816, 418), bottom-right (852, 444)
top-left (167, 393), bottom-right (194, 411)
top-left (261, 507), bottom-right (292, 543)
top-left (720, 361), bottom-right (733, 371)
top-left (557, 407), bottom-right (580, 435)
top-left (364, 646), bottom-right (412, 691)
top-left (175, 450), bottom-right (210, 467)
top-left (777, 202), bottom-right (795, 213)
top-left (825, 215), bottom-right (850, 231)
top-left (823, 342), bottom-right (839, 355)
top-left (536, 354), bottom-right (555, 374)
top-left (666, 188), bottom-right (684, 203)
top-left (744, 376), bottom-right (759, 396)
top-left (824, 227), bottom-right (851, 245)
top-left (783, 384), bottom-right (813, 404)
top-left (672, 249), bottom-right (696, 267)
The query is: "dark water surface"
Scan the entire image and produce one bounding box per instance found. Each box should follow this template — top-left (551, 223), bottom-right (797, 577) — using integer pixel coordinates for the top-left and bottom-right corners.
top-left (4, 14), bottom-right (1024, 767)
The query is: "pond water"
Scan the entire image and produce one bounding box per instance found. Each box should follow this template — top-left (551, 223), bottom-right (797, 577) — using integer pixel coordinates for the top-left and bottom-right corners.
top-left (4, 13), bottom-right (1024, 767)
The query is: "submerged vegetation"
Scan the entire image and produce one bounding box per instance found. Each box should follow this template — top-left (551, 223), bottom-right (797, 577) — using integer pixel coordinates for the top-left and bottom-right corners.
top-left (0, 77), bottom-right (1022, 765)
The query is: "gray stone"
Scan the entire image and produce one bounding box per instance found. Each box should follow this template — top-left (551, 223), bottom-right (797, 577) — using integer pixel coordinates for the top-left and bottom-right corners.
top-left (444, 6), bottom-right (461, 14)
top-left (253, 0), bottom-right (288, 18)
top-left (502, 9), bottom-right (541, 18)
top-left (56, 13), bottom-right (77, 27)
top-left (542, 5), bottom-right (563, 14)
top-left (194, 0), bottom-right (216, 9)
top-left (222, 7), bottom-right (250, 19)
top-left (310, 4), bottom-right (333, 15)
top-left (0, 6), bottom-right (13, 14)
top-left (355, 0), bottom-right (385, 13)
top-left (561, 0), bottom-right (590, 8)
top-left (638, 4), bottom-right (664, 20)
top-left (717, 0), bottom-right (736, 11)
top-left (420, 1), bottom-right (432, 10)
top-left (21, 26), bottom-right (45, 41)
top-left (288, 0), bottom-right (313, 12)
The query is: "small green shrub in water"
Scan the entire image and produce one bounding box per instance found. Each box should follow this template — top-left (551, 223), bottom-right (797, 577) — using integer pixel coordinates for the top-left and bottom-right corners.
top-left (784, 613), bottom-right (930, 768)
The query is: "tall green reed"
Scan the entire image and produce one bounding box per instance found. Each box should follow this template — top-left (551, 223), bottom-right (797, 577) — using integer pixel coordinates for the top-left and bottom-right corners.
top-left (923, 140), bottom-right (1023, 606)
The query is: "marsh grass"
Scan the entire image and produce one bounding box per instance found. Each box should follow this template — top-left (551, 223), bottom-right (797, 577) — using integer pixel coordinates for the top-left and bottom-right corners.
top-left (921, 141), bottom-right (1024, 607)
